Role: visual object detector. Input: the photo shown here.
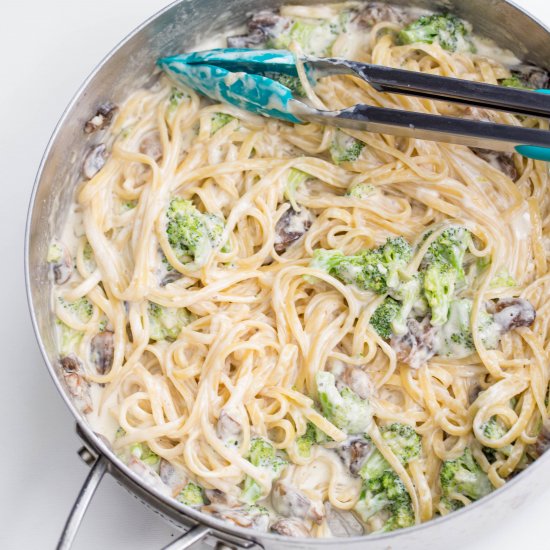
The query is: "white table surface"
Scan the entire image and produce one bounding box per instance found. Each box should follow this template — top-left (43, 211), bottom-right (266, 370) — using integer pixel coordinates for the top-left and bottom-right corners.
top-left (1, 0), bottom-right (550, 548)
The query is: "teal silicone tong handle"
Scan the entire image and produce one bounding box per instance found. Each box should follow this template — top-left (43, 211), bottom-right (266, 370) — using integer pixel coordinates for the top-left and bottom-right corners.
top-left (516, 89), bottom-right (550, 161)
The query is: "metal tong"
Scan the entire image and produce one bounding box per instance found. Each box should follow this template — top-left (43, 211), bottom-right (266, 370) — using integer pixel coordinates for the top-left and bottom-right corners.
top-left (157, 48), bottom-right (550, 160)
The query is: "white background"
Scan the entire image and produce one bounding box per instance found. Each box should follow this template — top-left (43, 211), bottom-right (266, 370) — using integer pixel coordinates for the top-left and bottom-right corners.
top-left (1, 0), bottom-right (549, 548)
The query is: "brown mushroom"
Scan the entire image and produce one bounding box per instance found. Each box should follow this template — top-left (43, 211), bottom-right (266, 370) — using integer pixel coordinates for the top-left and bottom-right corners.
top-left (90, 331), bottom-right (114, 375)
top-left (492, 298), bottom-right (536, 332)
top-left (353, 2), bottom-right (408, 27)
top-left (202, 503), bottom-right (270, 532)
top-left (274, 205), bottom-right (314, 254)
top-left (390, 317), bottom-right (438, 369)
top-left (227, 11), bottom-right (290, 48)
top-left (471, 148), bottom-right (518, 180)
top-left (325, 503), bottom-right (364, 537)
top-left (271, 481), bottom-right (324, 524)
top-left (84, 102), bottom-right (118, 134)
top-left (270, 518), bottom-right (310, 537)
top-left (83, 144), bottom-right (107, 179)
top-left (339, 366), bottom-right (373, 401)
top-left (511, 64), bottom-right (550, 90)
top-left (60, 354), bottom-right (92, 414)
top-left (216, 409), bottom-right (242, 447)
top-left (48, 242), bottom-right (73, 285)
top-left (335, 437), bottom-right (373, 476)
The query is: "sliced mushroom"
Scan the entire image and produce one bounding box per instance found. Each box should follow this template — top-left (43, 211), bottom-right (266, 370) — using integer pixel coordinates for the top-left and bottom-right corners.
top-left (48, 242), bottom-right (73, 285)
top-left (335, 437), bottom-right (373, 476)
top-left (84, 102), bottom-right (118, 134)
top-left (325, 503), bottom-right (364, 537)
top-left (202, 504), bottom-right (270, 532)
top-left (274, 205), bottom-right (314, 254)
top-left (60, 354), bottom-right (93, 414)
top-left (204, 489), bottom-right (240, 507)
top-left (271, 481), bottom-right (324, 524)
top-left (270, 518), bottom-right (310, 537)
top-left (83, 144), bottom-right (107, 179)
top-left (471, 148), bottom-right (518, 180)
top-left (128, 457), bottom-right (170, 496)
top-left (160, 271), bottom-right (183, 287)
top-left (90, 331), bottom-right (114, 375)
top-left (216, 409), bottom-right (242, 447)
top-left (139, 131), bottom-right (163, 161)
top-left (339, 366), bottom-right (373, 401)
top-left (390, 317), bottom-right (438, 369)
top-left (492, 298), bottom-right (536, 332)
top-left (511, 64), bottom-right (550, 90)
top-left (353, 2), bottom-right (407, 27)
top-left (227, 10), bottom-right (290, 48)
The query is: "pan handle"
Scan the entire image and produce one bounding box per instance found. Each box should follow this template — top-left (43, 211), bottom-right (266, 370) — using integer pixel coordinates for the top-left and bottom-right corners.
top-left (56, 447), bottom-right (251, 550)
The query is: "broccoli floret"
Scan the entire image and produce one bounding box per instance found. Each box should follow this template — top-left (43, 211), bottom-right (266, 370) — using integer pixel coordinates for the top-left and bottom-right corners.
top-left (59, 297), bottom-right (93, 323)
top-left (370, 297), bottom-right (401, 340)
top-left (355, 471), bottom-right (414, 532)
top-left (267, 18), bottom-right (340, 57)
top-left (489, 270), bottom-right (516, 289)
top-left (437, 299), bottom-right (501, 358)
top-left (316, 371), bottom-right (371, 435)
top-left (265, 73), bottom-right (307, 97)
top-left (211, 112), bottom-right (235, 134)
top-left (310, 237), bottom-right (413, 294)
top-left (359, 424), bottom-right (421, 480)
top-left (295, 422), bottom-right (317, 458)
top-left (424, 227), bottom-right (471, 279)
top-left (330, 131), bottom-right (365, 164)
top-left (284, 168), bottom-right (310, 211)
top-left (421, 227), bottom-right (471, 325)
top-left (241, 438), bottom-right (288, 504)
top-left (176, 482), bottom-right (205, 507)
top-left (168, 88), bottom-right (186, 111)
top-left (440, 448), bottom-right (493, 505)
top-left (148, 302), bottom-right (193, 342)
top-left (57, 320), bottom-right (84, 356)
top-left (130, 442), bottom-right (160, 467)
top-left (481, 417), bottom-right (512, 462)
top-left (423, 261), bottom-right (458, 326)
top-left (165, 198), bottom-right (227, 266)
top-left (499, 76), bottom-right (530, 90)
top-left (47, 243), bottom-right (64, 263)
top-left (346, 183), bottom-right (375, 199)
top-left (398, 14), bottom-right (472, 53)
top-left (382, 424), bottom-right (422, 464)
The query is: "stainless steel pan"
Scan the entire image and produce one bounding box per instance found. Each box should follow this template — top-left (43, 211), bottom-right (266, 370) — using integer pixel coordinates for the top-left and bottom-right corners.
top-left (25, 1), bottom-right (550, 549)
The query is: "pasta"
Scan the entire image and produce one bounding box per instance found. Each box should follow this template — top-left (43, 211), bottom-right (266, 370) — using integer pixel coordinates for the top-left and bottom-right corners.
top-left (49, 2), bottom-right (550, 538)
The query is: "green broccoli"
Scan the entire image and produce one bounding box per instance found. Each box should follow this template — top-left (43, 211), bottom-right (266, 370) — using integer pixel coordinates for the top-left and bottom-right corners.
top-left (47, 243), bottom-right (64, 263)
top-left (130, 442), bottom-right (160, 467)
top-left (437, 299), bottom-right (501, 358)
top-left (421, 227), bottom-right (471, 325)
top-left (440, 448), bottom-right (493, 506)
top-left (59, 296), bottom-right (93, 323)
top-left (489, 270), bottom-right (516, 289)
top-left (370, 297), bottom-right (401, 340)
top-left (359, 424), bottom-right (421, 480)
top-left (176, 482), bottom-right (206, 507)
top-left (168, 87), bottom-right (186, 112)
top-left (148, 302), bottom-right (194, 342)
top-left (316, 371), bottom-right (371, 435)
top-left (346, 183), bottom-right (375, 199)
top-left (211, 112), bottom-right (235, 134)
top-left (165, 198), bottom-right (226, 266)
top-left (310, 237), bottom-right (413, 294)
top-left (265, 73), bottom-right (307, 96)
top-left (241, 438), bottom-right (288, 504)
top-left (295, 422), bottom-right (317, 458)
top-left (330, 131), bottom-right (365, 164)
top-left (57, 320), bottom-right (84, 356)
top-left (499, 76), bottom-right (531, 90)
top-left (398, 14), bottom-right (472, 53)
top-left (355, 470), bottom-right (414, 532)
top-left (267, 18), bottom-right (340, 57)
top-left (481, 416), bottom-right (512, 462)
top-left (284, 168), bottom-right (311, 211)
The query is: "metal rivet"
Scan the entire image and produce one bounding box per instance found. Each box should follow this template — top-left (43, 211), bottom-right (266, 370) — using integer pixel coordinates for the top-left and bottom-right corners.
top-left (77, 446), bottom-right (96, 465)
